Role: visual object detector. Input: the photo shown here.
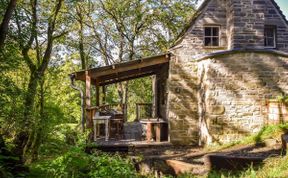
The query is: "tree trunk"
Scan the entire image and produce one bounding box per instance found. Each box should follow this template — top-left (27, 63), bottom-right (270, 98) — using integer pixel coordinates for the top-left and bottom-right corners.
top-left (22, 72), bottom-right (40, 159)
top-left (124, 81), bottom-right (129, 122)
top-left (14, 0), bottom-right (63, 161)
top-left (117, 82), bottom-right (124, 104)
top-left (30, 77), bottom-right (45, 161)
top-left (76, 5), bottom-right (86, 70)
top-left (23, 72), bottom-right (39, 127)
top-left (198, 63), bottom-right (212, 146)
top-left (0, 0), bottom-right (17, 49)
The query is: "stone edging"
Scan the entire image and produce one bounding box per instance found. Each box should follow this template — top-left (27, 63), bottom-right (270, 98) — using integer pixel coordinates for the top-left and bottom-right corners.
top-left (195, 49), bottom-right (288, 62)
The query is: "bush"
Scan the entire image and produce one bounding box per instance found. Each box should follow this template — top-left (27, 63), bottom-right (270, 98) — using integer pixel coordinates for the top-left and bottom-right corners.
top-left (32, 146), bottom-right (137, 178)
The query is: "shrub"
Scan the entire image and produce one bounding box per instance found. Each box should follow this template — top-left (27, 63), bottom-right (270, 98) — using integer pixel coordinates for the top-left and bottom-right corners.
top-left (33, 146), bottom-right (137, 178)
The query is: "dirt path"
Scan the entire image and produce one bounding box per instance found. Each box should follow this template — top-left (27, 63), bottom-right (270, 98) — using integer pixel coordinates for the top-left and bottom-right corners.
top-left (135, 140), bottom-right (283, 177)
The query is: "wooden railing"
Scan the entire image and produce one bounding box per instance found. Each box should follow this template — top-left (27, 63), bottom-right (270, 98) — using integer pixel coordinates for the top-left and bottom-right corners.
top-left (136, 103), bottom-right (153, 120)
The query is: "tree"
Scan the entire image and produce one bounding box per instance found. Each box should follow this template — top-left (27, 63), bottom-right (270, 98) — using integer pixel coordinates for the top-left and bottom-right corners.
top-left (87, 0), bottom-right (197, 119)
top-left (0, 0), bottom-right (198, 162)
top-left (12, 0), bottom-right (66, 160)
top-left (0, 0), bottom-right (17, 50)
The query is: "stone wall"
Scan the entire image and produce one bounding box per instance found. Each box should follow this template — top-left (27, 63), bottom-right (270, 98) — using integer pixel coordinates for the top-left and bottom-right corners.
top-left (174, 0), bottom-right (288, 57)
top-left (263, 0), bottom-right (288, 52)
top-left (167, 52), bottom-right (288, 145)
top-left (229, 0), bottom-right (288, 51)
top-left (167, 0), bottom-right (288, 145)
top-left (156, 63), bottom-right (169, 120)
top-left (167, 55), bottom-right (200, 145)
top-left (229, 0), bottom-right (265, 49)
top-left (176, 0), bottom-right (228, 58)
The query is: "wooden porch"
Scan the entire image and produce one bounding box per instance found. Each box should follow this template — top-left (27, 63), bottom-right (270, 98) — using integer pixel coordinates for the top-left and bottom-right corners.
top-left (70, 54), bottom-right (170, 145)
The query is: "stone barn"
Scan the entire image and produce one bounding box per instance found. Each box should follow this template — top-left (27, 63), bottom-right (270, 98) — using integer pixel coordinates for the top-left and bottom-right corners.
top-left (71, 0), bottom-right (288, 146)
top-left (167, 0), bottom-right (288, 145)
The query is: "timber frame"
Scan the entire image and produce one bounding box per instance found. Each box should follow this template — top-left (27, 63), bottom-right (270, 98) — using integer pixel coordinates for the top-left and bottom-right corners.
top-left (70, 54), bottom-right (170, 128)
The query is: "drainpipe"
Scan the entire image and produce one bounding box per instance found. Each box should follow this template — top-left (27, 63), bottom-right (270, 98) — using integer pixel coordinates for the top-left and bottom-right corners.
top-left (69, 74), bottom-right (85, 132)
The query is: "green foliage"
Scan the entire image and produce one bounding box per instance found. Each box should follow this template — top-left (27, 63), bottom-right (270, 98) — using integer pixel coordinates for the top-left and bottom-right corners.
top-left (207, 124), bottom-right (288, 152)
top-left (127, 77), bottom-right (153, 121)
top-left (204, 124), bottom-right (288, 177)
top-left (278, 94), bottom-right (288, 104)
top-left (1, 0), bottom-right (198, 176)
top-left (29, 124), bottom-right (137, 178)
top-left (30, 147), bottom-right (137, 178)
top-left (206, 156), bottom-right (288, 178)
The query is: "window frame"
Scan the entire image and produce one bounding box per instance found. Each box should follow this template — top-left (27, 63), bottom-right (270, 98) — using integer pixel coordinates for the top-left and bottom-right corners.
top-left (204, 26), bottom-right (221, 47)
top-left (264, 25), bottom-right (277, 49)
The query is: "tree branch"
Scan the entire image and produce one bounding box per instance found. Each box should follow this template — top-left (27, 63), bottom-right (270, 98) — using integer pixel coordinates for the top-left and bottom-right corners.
top-left (38, 0), bottom-right (63, 75)
top-left (0, 0), bottom-right (17, 49)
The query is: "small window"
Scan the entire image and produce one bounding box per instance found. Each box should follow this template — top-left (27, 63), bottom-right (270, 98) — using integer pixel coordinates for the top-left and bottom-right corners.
top-left (264, 26), bottom-right (276, 48)
top-left (204, 26), bottom-right (220, 47)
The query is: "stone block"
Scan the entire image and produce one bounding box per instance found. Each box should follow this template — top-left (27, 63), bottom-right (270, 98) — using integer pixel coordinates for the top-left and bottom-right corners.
top-left (205, 154), bottom-right (264, 171)
top-left (281, 134), bottom-right (288, 153)
top-left (165, 160), bottom-right (195, 175)
top-left (209, 105), bottom-right (225, 115)
top-left (169, 120), bottom-right (184, 130)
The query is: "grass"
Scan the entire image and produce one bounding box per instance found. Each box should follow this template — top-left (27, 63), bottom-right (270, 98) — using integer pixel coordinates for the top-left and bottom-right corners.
top-left (200, 123), bottom-right (288, 178)
top-left (205, 124), bottom-right (288, 152)
top-left (28, 123), bottom-right (288, 178)
top-left (204, 155), bottom-right (288, 178)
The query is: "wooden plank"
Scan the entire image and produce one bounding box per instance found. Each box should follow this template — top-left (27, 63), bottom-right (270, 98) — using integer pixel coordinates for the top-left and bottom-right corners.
top-left (74, 54), bottom-right (169, 81)
top-left (98, 65), bottom-right (154, 81)
top-left (91, 55), bottom-right (168, 78)
top-left (99, 71), bottom-right (155, 86)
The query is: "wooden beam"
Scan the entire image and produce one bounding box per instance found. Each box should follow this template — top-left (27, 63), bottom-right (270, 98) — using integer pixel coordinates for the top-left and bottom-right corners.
top-left (98, 65), bottom-right (158, 83)
top-left (90, 55), bottom-right (168, 78)
top-left (85, 71), bottom-right (92, 128)
top-left (99, 71), bottom-right (155, 86)
top-left (74, 54), bottom-right (170, 82)
top-left (85, 71), bottom-right (91, 107)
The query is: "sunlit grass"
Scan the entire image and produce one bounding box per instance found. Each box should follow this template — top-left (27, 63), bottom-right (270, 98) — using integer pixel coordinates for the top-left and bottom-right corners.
top-left (205, 124), bottom-right (288, 152)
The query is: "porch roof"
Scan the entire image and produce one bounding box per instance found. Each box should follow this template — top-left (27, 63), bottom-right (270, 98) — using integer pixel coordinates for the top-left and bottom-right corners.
top-left (71, 54), bottom-right (170, 86)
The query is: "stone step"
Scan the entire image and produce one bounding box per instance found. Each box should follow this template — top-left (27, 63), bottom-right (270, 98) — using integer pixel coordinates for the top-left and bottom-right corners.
top-left (204, 154), bottom-right (264, 171)
top-left (165, 159), bottom-right (208, 175)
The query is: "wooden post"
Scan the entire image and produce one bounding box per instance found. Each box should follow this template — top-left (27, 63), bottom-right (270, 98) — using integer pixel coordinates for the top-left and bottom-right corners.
top-left (152, 75), bottom-right (157, 118)
top-left (85, 71), bottom-right (92, 128)
top-left (102, 86), bottom-right (106, 105)
top-left (136, 104), bottom-right (139, 121)
top-left (156, 123), bottom-right (161, 142)
top-left (96, 80), bottom-right (100, 107)
top-left (146, 122), bottom-right (152, 143)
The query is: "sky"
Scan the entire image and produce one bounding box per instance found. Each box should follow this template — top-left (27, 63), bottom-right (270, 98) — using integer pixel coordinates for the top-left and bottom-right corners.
top-left (275, 0), bottom-right (288, 19)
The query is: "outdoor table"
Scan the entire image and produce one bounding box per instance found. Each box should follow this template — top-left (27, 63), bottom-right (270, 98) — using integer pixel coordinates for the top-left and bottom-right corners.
top-left (140, 119), bottom-right (167, 142)
top-left (93, 115), bottom-right (111, 141)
